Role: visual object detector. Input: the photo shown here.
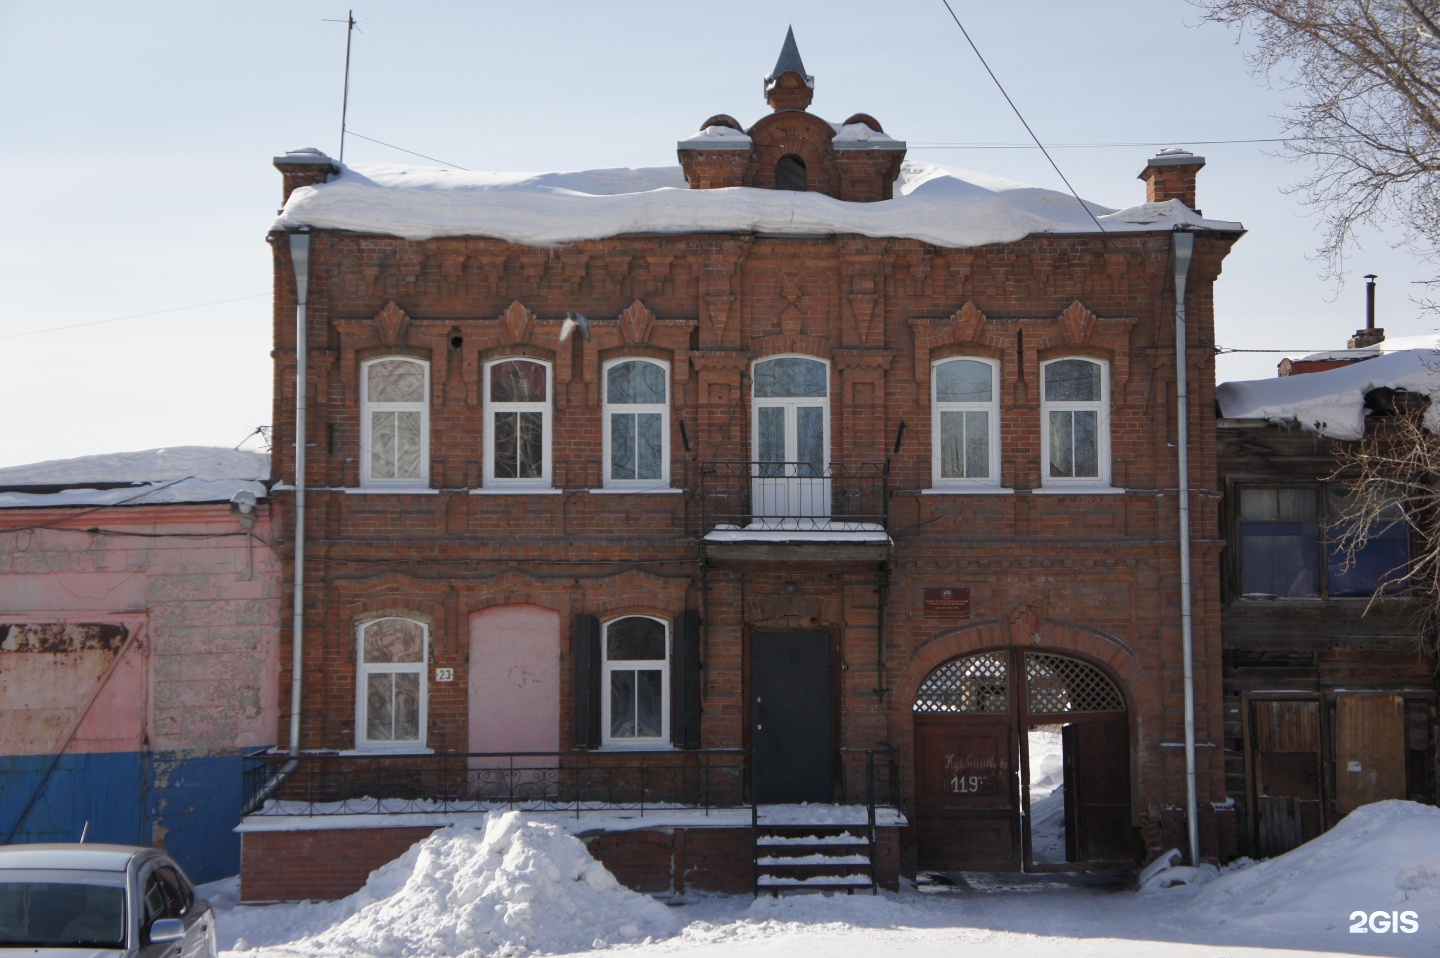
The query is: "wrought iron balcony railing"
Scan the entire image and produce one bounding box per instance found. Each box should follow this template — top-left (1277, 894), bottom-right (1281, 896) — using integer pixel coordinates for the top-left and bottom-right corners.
top-left (698, 461), bottom-right (889, 534)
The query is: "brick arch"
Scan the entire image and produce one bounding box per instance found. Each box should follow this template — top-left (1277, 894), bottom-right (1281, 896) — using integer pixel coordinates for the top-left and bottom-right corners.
top-left (888, 616), bottom-right (1144, 783)
top-left (744, 113), bottom-right (838, 196)
top-left (748, 334), bottom-right (833, 363)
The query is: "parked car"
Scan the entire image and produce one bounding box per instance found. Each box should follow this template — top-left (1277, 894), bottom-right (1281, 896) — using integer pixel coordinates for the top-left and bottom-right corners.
top-left (0, 843), bottom-right (216, 956)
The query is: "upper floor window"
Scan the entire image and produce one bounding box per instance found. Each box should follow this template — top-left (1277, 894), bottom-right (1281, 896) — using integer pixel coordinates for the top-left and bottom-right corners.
top-left (776, 154), bottom-right (807, 191)
top-left (604, 359), bottom-right (669, 487)
top-left (602, 616), bottom-right (669, 747)
top-left (362, 358), bottom-right (428, 487)
top-left (484, 358), bottom-right (551, 487)
top-left (1042, 358), bottom-right (1109, 485)
top-left (933, 358), bottom-right (999, 487)
top-left (357, 617), bottom-right (428, 751)
top-left (1238, 486), bottom-right (1408, 598)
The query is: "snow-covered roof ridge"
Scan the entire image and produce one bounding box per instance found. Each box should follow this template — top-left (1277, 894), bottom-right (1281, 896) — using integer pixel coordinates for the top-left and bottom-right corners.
top-left (1217, 347), bottom-right (1440, 439)
top-left (0, 446), bottom-right (269, 510)
top-left (273, 159), bottom-right (1243, 247)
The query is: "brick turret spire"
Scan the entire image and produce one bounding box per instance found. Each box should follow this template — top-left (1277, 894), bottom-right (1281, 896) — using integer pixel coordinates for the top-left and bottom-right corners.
top-left (764, 26), bottom-right (814, 112)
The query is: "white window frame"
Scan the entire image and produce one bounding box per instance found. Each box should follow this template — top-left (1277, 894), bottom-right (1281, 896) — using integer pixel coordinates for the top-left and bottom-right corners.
top-left (600, 615), bottom-right (670, 748)
top-left (483, 357), bottom-right (553, 489)
top-left (1040, 356), bottom-right (1111, 487)
top-left (355, 617), bottom-right (429, 752)
top-left (360, 357), bottom-right (430, 489)
top-left (602, 358), bottom-right (670, 489)
top-left (931, 356), bottom-right (1001, 489)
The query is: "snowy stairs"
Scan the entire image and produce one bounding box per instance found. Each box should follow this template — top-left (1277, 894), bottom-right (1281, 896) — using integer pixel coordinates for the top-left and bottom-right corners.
top-left (753, 825), bottom-right (876, 895)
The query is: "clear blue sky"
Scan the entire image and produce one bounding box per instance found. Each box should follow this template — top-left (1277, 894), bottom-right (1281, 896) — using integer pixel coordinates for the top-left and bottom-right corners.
top-left (2, 0), bottom-right (1433, 467)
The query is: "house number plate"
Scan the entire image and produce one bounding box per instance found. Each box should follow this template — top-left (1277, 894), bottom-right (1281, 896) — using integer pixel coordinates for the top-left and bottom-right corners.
top-left (435, 668), bottom-right (455, 682)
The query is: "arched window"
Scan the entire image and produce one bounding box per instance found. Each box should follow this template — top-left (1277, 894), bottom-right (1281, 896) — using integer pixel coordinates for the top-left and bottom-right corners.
top-left (356, 617), bottom-right (428, 751)
top-left (361, 358), bottom-right (429, 487)
top-left (932, 357), bottom-right (1000, 488)
top-left (602, 616), bottom-right (669, 746)
top-left (604, 359), bottom-right (669, 487)
top-left (775, 154), bottom-right (808, 192)
top-left (1041, 357), bottom-right (1110, 486)
top-left (484, 358), bottom-right (552, 487)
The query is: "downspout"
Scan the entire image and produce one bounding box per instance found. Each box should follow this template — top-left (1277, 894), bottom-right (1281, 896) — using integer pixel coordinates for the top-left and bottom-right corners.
top-left (288, 232), bottom-right (311, 757)
top-left (1171, 229), bottom-right (1200, 866)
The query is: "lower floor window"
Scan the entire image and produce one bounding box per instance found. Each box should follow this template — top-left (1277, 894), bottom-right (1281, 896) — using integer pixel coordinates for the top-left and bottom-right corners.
top-left (358, 617), bottom-right (427, 749)
top-left (603, 616), bottom-right (668, 744)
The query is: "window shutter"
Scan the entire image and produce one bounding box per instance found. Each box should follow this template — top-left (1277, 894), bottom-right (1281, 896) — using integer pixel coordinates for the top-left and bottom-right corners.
top-left (671, 611), bottom-right (702, 748)
top-left (573, 614), bottom-right (601, 748)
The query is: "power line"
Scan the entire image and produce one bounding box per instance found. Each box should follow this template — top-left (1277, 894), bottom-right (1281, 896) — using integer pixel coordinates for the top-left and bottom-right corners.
top-left (1, 294), bottom-right (269, 341)
top-left (345, 131), bottom-right (470, 170)
top-left (908, 135), bottom-right (1364, 150)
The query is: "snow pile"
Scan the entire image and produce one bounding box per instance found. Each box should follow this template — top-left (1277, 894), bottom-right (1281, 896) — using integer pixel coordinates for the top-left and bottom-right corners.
top-left (228, 814), bottom-right (676, 957)
top-left (1217, 348), bottom-right (1440, 439)
top-left (1026, 727), bottom-right (1066, 864)
top-left (274, 159), bottom-right (1242, 247)
top-left (1188, 801), bottom-right (1440, 933)
top-left (0, 447), bottom-right (269, 509)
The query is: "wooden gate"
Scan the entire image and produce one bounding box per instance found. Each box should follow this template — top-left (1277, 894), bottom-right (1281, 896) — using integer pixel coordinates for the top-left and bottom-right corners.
top-left (913, 648), bottom-right (1134, 871)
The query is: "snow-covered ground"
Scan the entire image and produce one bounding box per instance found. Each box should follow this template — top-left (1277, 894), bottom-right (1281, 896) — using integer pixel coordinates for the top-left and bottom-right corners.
top-left (206, 803), bottom-right (1440, 958)
top-left (1027, 725), bottom-right (1066, 865)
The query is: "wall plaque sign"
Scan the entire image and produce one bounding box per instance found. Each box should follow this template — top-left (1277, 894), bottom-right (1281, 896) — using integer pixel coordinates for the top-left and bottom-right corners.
top-left (923, 587), bottom-right (971, 619)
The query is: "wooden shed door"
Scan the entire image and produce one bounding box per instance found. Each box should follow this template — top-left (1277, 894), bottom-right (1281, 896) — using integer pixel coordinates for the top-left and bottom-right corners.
top-left (1249, 698), bottom-right (1324, 856)
top-left (1336, 694), bottom-right (1407, 814)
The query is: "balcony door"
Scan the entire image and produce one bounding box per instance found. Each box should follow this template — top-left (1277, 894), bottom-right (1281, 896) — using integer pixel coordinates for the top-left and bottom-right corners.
top-left (752, 356), bottom-right (830, 523)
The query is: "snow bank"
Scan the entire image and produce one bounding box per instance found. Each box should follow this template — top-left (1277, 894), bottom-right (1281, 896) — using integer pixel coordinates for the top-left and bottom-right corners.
top-left (0, 447), bottom-right (269, 509)
top-left (1188, 801), bottom-right (1440, 933)
top-left (1216, 348), bottom-right (1440, 439)
top-left (274, 159), bottom-right (1242, 247)
top-left (227, 814), bottom-right (675, 957)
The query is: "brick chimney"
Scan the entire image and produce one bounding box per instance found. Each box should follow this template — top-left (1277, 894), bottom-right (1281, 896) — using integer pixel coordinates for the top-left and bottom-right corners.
top-left (1138, 148), bottom-right (1205, 213)
top-left (273, 147), bottom-right (339, 206)
top-left (764, 26), bottom-right (814, 112)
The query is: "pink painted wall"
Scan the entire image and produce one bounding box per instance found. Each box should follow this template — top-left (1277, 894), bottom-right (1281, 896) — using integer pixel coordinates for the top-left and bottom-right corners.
top-left (0, 504), bottom-right (282, 755)
top-left (467, 605), bottom-right (560, 753)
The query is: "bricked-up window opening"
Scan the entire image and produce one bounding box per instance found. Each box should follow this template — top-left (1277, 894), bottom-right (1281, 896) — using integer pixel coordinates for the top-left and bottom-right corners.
top-left (776, 154), bottom-right (807, 192)
top-left (1024, 653), bottom-right (1124, 714)
top-left (1041, 358), bottom-right (1110, 486)
top-left (913, 651), bottom-right (1008, 713)
top-left (932, 358), bottom-right (1000, 487)
top-left (604, 359), bottom-right (669, 487)
top-left (356, 617), bottom-right (428, 751)
top-left (601, 616), bottom-right (669, 747)
top-left (484, 358), bottom-right (551, 487)
top-left (1237, 485), bottom-right (1409, 598)
top-left (361, 358), bottom-right (429, 487)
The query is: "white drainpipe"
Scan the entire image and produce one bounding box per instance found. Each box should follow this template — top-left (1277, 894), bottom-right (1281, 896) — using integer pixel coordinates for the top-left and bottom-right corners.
top-left (288, 232), bottom-right (311, 757)
top-left (1171, 229), bottom-right (1200, 865)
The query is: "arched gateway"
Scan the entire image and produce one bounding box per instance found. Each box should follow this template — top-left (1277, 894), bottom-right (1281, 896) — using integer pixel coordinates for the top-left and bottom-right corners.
top-left (912, 648), bottom-right (1138, 871)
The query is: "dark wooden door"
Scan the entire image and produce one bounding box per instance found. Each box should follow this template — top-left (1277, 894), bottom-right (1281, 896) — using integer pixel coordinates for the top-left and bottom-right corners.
top-left (751, 632), bottom-right (832, 804)
top-left (1063, 716), bottom-right (1137, 862)
top-left (1249, 698), bottom-right (1324, 856)
top-left (914, 714), bottom-right (1019, 870)
top-left (1335, 694), bottom-right (1406, 814)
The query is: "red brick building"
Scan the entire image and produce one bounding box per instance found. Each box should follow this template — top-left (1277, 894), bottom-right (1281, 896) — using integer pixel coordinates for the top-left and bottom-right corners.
top-left (249, 33), bottom-right (1243, 897)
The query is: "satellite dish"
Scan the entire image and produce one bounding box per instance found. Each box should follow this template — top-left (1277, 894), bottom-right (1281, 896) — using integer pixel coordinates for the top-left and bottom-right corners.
top-left (559, 310), bottom-right (592, 342)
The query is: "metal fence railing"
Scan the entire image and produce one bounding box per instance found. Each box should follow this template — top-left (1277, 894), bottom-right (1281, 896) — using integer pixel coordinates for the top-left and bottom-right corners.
top-left (699, 461), bottom-right (889, 534)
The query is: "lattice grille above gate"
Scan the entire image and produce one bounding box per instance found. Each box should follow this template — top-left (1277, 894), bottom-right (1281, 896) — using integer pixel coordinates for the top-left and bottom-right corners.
top-left (913, 651), bottom-right (1008, 713)
top-left (1024, 652), bottom-right (1123, 713)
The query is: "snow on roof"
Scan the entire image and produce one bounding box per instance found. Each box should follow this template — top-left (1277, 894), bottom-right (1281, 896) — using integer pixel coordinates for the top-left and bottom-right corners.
top-left (273, 159), bottom-right (1243, 247)
top-left (1217, 347), bottom-right (1440, 439)
top-left (0, 446), bottom-right (269, 510)
top-left (677, 124), bottom-right (753, 149)
top-left (1295, 331), bottom-right (1440, 363)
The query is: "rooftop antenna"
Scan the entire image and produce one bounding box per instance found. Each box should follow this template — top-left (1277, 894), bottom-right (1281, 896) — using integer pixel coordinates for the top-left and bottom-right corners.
top-left (322, 10), bottom-right (361, 162)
